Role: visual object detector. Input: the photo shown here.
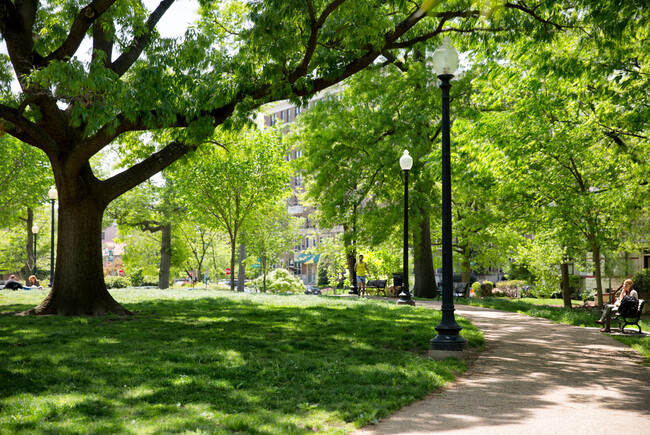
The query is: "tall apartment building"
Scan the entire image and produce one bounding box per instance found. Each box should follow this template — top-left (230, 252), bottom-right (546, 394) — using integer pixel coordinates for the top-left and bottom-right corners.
top-left (261, 87), bottom-right (344, 284)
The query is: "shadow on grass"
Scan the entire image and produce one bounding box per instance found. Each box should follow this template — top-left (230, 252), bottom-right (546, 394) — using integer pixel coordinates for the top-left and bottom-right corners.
top-left (0, 293), bottom-right (482, 434)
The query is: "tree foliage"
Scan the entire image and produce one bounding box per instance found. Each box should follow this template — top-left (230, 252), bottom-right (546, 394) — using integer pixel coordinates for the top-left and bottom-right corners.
top-left (0, 0), bottom-right (636, 314)
top-left (171, 126), bottom-right (291, 290)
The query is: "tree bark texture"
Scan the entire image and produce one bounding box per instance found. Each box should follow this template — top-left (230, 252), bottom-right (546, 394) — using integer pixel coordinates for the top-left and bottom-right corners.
top-left (26, 193), bottom-right (128, 315)
top-left (561, 261), bottom-right (572, 308)
top-left (413, 213), bottom-right (437, 298)
top-left (237, 241), bottom-right (246, 292)
top-left (158, 223), bottom-right (171, 289)
top-left (593, 247), bottom-right (604, 309)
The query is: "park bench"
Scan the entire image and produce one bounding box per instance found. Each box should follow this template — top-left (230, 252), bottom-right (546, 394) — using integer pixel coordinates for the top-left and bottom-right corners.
top-left (436, 282), bottom-right (470, 301)
top-left (363, 279), bottom-right (387, 297)
top-left (613, 299), bottom-right (646, 334)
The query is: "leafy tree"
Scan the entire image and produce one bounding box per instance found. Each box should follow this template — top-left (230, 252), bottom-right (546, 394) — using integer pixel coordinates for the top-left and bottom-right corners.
top-left (176, 221), bottom-right (219, 285)
top-left (245, 200), bottom-right (304, 293)
top-left (291, 62), bottom-right (441, 297)
top-left (172, 127), bottom-right (291, 291)
top-left (107, 178), bottom-right (183, 288)
top-left (0, 137), bottom-right (52, 277)
top-left (467, 18), bottom-right (649, 307)
top-left (0, 1), bottom-right (596, 314)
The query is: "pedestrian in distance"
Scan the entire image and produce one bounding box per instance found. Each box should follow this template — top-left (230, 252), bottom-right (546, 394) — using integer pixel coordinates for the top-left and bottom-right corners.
top-left (355, 254), bottom-right (368, 296)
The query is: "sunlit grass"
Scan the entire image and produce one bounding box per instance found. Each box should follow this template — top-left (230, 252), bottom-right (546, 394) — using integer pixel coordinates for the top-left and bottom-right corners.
top-left (1, 289), bottom-right (483, 434)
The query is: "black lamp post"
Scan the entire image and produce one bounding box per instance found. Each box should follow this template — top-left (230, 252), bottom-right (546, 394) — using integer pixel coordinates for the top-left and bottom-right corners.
top-left (429, 37), bottom-right (467, 357)
top-left (397, 150), bottom-right (415, 306)
top-left (32, 224), bottom-right (39, 276)
top-left (48, 186), bottom-right (57, 287)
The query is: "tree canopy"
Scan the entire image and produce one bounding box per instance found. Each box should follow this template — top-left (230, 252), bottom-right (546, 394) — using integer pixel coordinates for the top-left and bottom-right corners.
top-left (0, 0), bottom-right (641, 314)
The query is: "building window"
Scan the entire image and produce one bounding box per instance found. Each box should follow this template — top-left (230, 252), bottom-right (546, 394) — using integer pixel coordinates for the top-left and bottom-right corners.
top-left (295, 150), bottom-right (302, 158)
top-left (295, 106), bottom-right (302, 117)
top-left (279, 111), bottom-right (284, 120)
top-left (286, 109), bottom-right (291, 122)
top-left (269, 114), bottom-right (276, 126)
top-left (295, 175), bottom-right (302, 186)
top-left (296, 263), bottom-right (302, 275)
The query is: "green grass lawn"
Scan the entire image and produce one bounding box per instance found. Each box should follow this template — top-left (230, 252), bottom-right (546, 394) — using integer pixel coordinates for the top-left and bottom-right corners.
top-left (463, 297), bottom-right (650, 364)
top-left (1, 289), bottom-right (483, 434)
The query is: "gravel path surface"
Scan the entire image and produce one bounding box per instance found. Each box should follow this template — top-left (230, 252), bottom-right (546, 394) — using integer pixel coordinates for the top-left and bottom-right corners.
top-left (356, 301), bottom-right (650, 435)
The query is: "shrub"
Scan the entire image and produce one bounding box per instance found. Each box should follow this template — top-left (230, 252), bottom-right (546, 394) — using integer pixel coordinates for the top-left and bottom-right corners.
top-left (130, 269), bottom-right (144, 287)
top-left (252, 268), bottom-right (306, 293)
top-left (471, 282), bottom-right (481, 297)
top-left (632, 269), bottom-right (650, 301)
top-left (105, 276), bottom-right (129, 289)
top-left (495, 280), bottom-right (526, 298)
top-left (143, 275), bottom-right (159, 287)
top-left (317, 265), bottom-right (330, 286)
top-left (480, 281), bottom-right (493, 297)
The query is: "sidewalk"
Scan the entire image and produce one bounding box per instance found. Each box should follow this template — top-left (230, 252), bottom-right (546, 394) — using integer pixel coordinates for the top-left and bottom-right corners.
top-left (355, 301), bottom-right (650, 435)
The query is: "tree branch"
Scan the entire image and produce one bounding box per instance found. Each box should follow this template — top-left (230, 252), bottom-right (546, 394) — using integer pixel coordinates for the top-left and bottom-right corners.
top-left (0, 102), bottom-right (58, 155)
top-left (110, 0), bottom-right (176, 77)
top-left (43, 0), bottom-right (117, 66)
top-left (289, 0), bottom-right (349, 83)
top-left (102, 140), bottom-right (195, 203)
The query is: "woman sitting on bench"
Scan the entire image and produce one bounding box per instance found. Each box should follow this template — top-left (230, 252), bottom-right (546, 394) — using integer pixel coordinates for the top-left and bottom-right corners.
top-left (596, 279), bottom-right (638, 333)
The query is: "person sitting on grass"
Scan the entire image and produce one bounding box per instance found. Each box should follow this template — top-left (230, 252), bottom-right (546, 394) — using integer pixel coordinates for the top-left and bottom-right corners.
top-left (28, 275), bottom-right (43, 289)
top-left (4, 275), bottom-right (23, 290)
top-left (596, 279), bottom-right (638, 332)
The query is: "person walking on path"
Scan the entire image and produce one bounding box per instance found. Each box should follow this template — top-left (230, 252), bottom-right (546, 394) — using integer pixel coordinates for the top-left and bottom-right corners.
top-left (356, 301), bottom-right (650, 435)
top-left (596, 278), bottom-right (638, 332)
top-left (355, 254), bottom-right (368, 296)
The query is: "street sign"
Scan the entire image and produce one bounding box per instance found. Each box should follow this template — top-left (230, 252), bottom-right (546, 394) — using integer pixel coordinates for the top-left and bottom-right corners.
top-left (225, 267), bottom-right (231, 275)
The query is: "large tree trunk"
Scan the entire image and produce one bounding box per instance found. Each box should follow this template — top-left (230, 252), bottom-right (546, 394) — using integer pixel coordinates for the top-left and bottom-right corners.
top-left (26, 195), bottom-right (129, 316)
top-left (593, 246), bottom-right (604, 309)
top-left (237, 241), bottom-right (246, 292)
top-left (342, 224), bottom-right (356, 293)
top-left (461, 253), bottom-right (471, 284)
top-left (158, 223), bottom-right (171, 289)
top-left (560, 260), bottom-right (572, 308)
top-left (413, 213), bottom-right (437, 298)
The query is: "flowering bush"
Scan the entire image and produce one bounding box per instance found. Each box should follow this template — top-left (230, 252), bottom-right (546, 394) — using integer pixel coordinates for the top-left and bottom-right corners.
top-left (252, 268), bottom-right (306, 293)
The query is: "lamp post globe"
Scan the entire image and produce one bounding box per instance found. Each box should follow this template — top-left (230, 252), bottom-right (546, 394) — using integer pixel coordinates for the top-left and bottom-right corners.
top-left (429, 38), bottom-right (467, 359)
top-left (398, 150), bottom-right (415, 306)
top-left (48, 187), bottom-right (57, 287)
top-left (432, 36), bottom-right (459, 76)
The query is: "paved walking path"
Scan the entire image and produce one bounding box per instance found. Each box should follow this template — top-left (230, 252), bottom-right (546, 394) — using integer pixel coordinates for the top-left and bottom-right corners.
top-left (356, 301), bottom-right (650, 435)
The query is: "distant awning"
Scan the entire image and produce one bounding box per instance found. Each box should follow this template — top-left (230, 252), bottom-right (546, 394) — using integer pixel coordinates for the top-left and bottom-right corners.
top-left (294, 253), bottom-right (321, 264)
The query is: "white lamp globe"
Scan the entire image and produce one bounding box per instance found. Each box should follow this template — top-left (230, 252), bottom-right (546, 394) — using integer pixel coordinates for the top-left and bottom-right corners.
top-left (48, 187), bottom-right (58, 200)
top-left (400, 150), bottom-right (413, 171)
top-left (432, 36), bottom-right (459, 76)
top-left (32, 224), bottom-right (39, 234)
